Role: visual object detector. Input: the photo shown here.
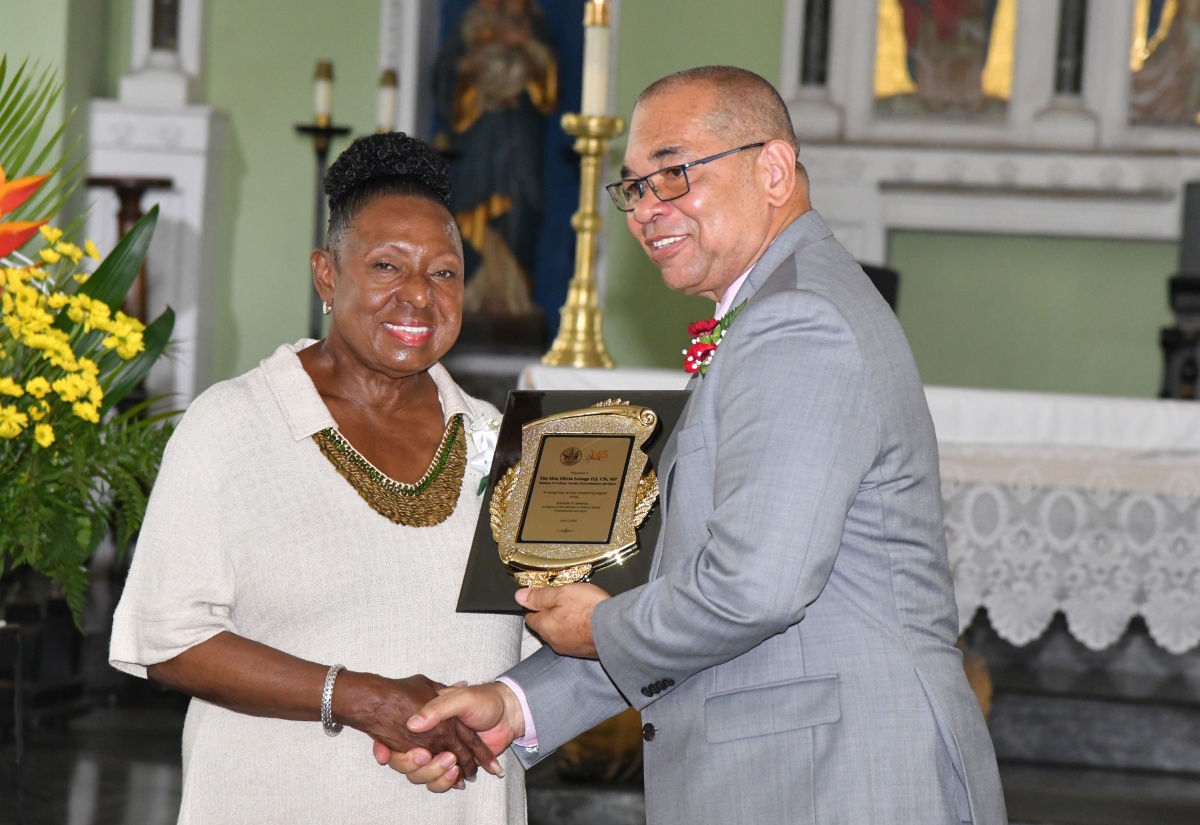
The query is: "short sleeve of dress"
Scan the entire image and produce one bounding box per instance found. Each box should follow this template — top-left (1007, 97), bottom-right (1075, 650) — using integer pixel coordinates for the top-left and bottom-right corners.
top-left (109, 431), bottom-right (237, 679)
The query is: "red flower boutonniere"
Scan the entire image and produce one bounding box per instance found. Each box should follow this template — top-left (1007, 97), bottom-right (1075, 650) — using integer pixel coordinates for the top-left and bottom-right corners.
top-left (682, 300), bottom-right (746, 375)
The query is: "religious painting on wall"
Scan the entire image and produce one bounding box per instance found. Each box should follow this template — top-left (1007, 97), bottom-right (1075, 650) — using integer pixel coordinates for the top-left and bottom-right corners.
top-left (432, 0), bottom-right (586, 347)
top-left (1130, 0), bottom-right (1200, 126)
top-left (873, 0), bottom-right (1017, 119)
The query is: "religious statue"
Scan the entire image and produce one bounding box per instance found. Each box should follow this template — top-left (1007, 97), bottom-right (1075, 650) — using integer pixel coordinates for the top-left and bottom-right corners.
top-left (433, 0), bottom-right (558, 318)
top-left (1131, 0), bottom-right (1200, 126)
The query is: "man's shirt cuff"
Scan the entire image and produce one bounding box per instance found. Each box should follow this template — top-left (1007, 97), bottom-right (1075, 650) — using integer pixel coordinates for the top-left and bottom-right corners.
top-left (495, 676), bottom-right (538, 751)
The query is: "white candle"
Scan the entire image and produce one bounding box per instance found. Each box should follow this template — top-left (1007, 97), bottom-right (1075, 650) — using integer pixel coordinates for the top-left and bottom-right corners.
top-left (581, 0), bottom-right (611, 116)
top-left (314, 61), bottom-right (333, 125)
top-left (377, 69), bottom-right (398, 133)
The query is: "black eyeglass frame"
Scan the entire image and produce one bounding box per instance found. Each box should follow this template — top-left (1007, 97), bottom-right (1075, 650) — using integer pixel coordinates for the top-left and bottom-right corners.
top-left (605, 142), bottom-right (766, 212)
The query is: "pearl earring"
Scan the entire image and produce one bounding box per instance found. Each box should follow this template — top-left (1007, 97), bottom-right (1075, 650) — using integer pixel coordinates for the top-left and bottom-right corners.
top-left (322, 301), bottom-right (332, 315)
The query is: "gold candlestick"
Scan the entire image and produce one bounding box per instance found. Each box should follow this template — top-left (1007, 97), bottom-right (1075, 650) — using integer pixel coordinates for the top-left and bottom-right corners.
top-left (542, 113), bottom-right (625, 368)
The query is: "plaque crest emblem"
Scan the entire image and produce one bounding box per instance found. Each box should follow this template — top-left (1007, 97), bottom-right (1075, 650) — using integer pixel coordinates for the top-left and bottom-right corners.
top-left (489, 400), bottom-right (660, 587)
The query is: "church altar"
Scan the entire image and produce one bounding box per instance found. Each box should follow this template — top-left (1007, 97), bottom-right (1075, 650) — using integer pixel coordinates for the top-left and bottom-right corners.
top-left (519, 366), bottom-right (1200, 656)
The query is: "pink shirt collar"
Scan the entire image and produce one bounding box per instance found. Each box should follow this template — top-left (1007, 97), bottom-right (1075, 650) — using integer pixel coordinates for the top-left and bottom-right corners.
top-left (715, 266), bottom-right (753, 320)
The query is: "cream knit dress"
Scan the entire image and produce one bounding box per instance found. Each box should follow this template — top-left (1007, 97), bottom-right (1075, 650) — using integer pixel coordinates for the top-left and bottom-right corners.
top-left (111, 342), bottom-right (530, 824)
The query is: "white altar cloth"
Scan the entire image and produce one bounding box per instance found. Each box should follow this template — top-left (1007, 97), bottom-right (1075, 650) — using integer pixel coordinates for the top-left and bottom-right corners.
top-left (519, 367), bottom-right (1200, 654)
top-left (929, 387), bottom-right (1200, 655)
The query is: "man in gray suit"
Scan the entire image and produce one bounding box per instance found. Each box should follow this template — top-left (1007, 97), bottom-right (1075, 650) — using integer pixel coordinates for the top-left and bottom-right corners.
top-left (388, 66), bottom-right (1007, 824)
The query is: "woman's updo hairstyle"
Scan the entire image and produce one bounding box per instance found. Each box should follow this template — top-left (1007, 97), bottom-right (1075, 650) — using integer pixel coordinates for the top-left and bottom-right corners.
top-left (323, 132), bottom-right (452, 254)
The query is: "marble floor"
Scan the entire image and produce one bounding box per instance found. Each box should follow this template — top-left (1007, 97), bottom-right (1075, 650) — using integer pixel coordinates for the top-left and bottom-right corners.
top-left (1, 699), bottom-right (186, 825)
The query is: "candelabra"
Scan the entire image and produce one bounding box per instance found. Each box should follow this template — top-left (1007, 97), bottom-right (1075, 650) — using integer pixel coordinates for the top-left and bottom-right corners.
top-left (295, 120), bottom-right (351, 339)
top-left (541, 113), bottom-right (625, 368)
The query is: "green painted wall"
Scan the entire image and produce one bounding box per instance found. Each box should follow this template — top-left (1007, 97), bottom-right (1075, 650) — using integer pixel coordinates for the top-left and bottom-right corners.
top-left (0, 0), bottom-right (70, 133)
top-left (890, 231), bottom-right (1175, 397)
top-left (603, 0), bottom-right (787, 368)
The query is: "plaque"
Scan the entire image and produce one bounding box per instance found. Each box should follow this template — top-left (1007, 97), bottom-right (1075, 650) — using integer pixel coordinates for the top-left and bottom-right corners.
top-left (491, 402), bottom-right (660, 587)
top-left (458, 390), bottom-right (690, 615)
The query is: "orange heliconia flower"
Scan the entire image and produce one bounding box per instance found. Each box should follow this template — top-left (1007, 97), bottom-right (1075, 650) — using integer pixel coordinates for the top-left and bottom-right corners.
top-left (0, 164), bottom-right (52, 258)
top-left (0, 165), bottom-right (51, 218)
top-left (0, 220), bottom-right (49, 258)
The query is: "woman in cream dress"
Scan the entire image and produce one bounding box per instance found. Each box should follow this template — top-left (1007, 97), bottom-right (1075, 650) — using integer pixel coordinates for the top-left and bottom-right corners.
top-left (110, 133), bottom-right (532, 824)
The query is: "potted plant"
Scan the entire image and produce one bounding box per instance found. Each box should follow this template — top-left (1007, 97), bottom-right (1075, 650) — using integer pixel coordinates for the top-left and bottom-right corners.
top-left (0, 54), bottom-right (176, 647)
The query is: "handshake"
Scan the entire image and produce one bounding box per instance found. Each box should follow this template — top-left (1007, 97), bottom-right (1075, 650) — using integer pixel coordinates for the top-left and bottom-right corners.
top-left (360, 582), bottom-right (609, 791)
top-left (358, 676), bottom-right (526, 792)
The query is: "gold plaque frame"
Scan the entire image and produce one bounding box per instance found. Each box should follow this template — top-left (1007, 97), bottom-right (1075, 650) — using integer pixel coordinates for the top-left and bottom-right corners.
top-left (490, 401), bottom-right (659, 587)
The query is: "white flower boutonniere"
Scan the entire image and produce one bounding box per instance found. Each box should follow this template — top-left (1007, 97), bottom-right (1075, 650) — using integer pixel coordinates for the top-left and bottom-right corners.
top-left (467, 417), bottom-right (501, 495)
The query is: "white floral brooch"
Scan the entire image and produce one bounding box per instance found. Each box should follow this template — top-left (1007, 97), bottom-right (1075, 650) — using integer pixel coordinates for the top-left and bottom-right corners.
top-left (467, 417), bottom-right (501, 495)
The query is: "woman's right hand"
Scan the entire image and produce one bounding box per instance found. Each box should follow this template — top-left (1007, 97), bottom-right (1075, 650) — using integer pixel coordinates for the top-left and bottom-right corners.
top-left (146, 634), bottom-right (495, 782)
top-left (338, 672), bottom-right (497, 782)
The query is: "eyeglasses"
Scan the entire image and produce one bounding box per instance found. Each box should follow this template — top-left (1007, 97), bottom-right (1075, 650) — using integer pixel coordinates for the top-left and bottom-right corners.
top-left (605, 143), bottom-right (765, 212)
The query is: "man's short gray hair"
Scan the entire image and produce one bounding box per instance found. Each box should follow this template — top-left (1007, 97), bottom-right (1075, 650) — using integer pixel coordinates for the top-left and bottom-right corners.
top-left (636, 66), bottom-right (799, 153)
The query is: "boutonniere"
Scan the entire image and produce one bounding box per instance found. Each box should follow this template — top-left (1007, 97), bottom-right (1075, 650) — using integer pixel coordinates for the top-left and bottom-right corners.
top-left (466, 416), bottom-right (501, 495)
top-left (683, 300), bottom-right (746, 375)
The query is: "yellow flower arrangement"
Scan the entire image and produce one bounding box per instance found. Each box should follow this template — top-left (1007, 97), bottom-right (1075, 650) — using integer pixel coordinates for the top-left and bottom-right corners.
top-left (1, 55), bottom-right (176, 629)
top-left (1, 225), bottom-right (176, 625)
top-left (1, 257), bottom-right (151, 431)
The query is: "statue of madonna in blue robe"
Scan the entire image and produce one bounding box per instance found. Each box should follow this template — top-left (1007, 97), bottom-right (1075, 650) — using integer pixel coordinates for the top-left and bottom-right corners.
top-left (434, 0), bottom-right (557, 317)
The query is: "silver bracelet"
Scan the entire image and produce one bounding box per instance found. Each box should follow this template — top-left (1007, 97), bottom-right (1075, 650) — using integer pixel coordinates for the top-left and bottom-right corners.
top-left (321, 664), bottom-right (346, 737)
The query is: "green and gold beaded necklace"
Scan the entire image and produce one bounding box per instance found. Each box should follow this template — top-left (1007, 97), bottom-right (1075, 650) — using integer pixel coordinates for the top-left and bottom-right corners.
top-left (313, 413), bottom-right (465, 527)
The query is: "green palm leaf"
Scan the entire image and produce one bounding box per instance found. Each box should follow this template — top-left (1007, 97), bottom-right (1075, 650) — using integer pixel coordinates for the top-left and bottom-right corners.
top-left (0, 57), bottom-right (75, 224)
top-left (78, 206), bottom-right (159, 310)
top-left (0, 65), bottom-right (58, 167)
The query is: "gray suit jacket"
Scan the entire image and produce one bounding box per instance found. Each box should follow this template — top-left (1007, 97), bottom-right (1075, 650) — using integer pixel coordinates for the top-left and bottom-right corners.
top-left (504, 211), bottom-right (1007, 825)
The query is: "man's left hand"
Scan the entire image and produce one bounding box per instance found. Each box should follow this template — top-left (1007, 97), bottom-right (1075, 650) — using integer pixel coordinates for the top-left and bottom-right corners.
top-left (517, 583), bottom-right (610, 659)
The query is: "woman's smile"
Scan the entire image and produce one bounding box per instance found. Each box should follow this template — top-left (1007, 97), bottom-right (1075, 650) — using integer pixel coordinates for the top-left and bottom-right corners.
top-left (382, 320), bottom-right (435, 347)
